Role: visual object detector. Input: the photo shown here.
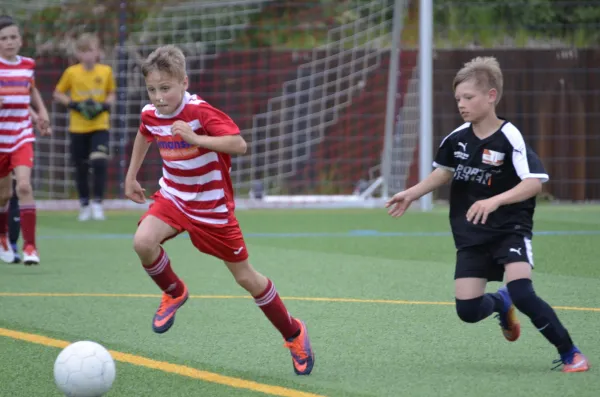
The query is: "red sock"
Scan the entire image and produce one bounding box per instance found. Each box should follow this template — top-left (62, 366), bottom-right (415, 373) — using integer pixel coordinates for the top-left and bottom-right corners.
top-left (254, 279), bottom-right (300, 340)
top-left (0, 203), bottom-right (7, 235)
top-left (143, 247), bottom-right (185, 297)
top-left (20, 204), bottom-right (36, 247)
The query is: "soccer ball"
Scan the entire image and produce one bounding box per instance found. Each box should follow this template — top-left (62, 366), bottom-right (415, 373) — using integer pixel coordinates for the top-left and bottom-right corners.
top-left (54, 341), bottom-right (116, 397)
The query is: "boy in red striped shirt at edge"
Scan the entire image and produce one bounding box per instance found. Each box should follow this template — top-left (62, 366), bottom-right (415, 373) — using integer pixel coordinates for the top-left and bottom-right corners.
top-left (0, 15), bottom-right (51, 265)
top-left (125, 45), bottom-right (314, 375)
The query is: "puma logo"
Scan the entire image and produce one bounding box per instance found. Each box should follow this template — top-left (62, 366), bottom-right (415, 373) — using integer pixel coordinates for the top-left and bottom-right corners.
top-left (458, 142), bottom-right (467, 151)
top-left (509, 247), bottom-right (522, 256)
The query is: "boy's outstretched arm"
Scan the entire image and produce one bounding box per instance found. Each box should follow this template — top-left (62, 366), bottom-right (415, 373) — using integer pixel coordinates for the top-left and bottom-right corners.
top-left (126, 132), bottom-right (152, 178)
top-left (125, 132), bottom-right (153, 204)
top-left (406, 168), bottom-right (454, 199)
top-left (386, 168), bottom-right (453, 217)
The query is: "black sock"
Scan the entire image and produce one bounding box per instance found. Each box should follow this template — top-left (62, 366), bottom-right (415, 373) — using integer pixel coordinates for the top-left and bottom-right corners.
top-left (488, 292), bottom-right (504, 312)
top-left (455, 295), bottom-right (497, 323)
top-left (91, 159), bottom-right (107, 203)
top-left (507, 279), bottom-right (574, 354)
top-left (74, 162), bottom-right (90, 207)
top-left (8, 184), bottom-right (19, 245)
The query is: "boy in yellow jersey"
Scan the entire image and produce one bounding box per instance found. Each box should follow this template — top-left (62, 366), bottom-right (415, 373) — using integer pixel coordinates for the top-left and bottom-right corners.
top-left (53, 33), bottom-right (116, 221)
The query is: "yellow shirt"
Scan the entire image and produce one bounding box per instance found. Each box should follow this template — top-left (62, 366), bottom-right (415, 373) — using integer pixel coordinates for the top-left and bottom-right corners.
top-left (55, 63), bottom-right (116, 133)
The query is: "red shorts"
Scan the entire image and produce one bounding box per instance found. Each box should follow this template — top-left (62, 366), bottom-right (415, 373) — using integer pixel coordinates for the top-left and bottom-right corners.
top-left (0, 143), bottom-right (34, 178)
top-left (139, 193), bottom-right (249, 263)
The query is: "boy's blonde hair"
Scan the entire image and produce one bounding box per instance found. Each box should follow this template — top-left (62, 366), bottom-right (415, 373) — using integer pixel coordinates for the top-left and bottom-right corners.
top-left (141, 45), bottom-right (186, 81)
top-left (453, 56), bottom-right (503, 104)
top-left (76, 33), bottom-right (100, 52)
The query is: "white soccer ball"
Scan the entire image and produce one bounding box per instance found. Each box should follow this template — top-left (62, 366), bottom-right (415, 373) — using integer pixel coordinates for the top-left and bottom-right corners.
top-left (54, 341), bottom-right (116, 397)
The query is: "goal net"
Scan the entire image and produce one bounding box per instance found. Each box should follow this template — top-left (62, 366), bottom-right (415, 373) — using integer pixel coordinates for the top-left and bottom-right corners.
top-left (8, 0), bottom-right (412, 210)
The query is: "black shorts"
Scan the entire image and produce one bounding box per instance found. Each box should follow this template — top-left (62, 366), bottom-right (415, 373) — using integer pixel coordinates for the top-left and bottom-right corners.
top-left (69, 130), bottom-right (109, 164)
top-left (455, 234), bottom-right (534, 282)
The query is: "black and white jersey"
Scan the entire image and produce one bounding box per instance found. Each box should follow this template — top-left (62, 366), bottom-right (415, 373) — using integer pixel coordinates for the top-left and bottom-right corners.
top-left (433, 120), bottom-right (549, 248)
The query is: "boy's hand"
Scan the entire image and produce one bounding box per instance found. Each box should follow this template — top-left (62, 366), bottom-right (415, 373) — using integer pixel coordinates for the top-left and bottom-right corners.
top-left (82, 99), bottom-right (105, 120)
top-left (68, 101), bottom-right (82, 111)
top-left (68, 99), bottom-right (106, 120)
top-left (385, 191), bottom-right (416, 218)
top-left (125, 179), bottom-right (146, 204)
top-left (171, 121), bottom-right (197, 144)
top-left (466, 197), bottom-right (500, 225)
top-left (37, 114), bottom-right (52, 136)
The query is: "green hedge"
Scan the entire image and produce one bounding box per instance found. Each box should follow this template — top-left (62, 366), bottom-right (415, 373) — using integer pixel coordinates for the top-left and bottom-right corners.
top-left (434, 0), bottom-right (600, 47)
top-left (3, 0), bottom-right (599, 55)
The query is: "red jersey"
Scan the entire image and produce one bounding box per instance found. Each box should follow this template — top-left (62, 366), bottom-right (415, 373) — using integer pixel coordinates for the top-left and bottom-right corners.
top-left (0, 55), bottom-right (35, 153)
top-left (139, 92), bottom-right (241, 226)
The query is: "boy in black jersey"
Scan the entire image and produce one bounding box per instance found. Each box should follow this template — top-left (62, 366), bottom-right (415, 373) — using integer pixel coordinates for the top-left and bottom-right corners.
top-left (386, 56), bottom-right (589, 372)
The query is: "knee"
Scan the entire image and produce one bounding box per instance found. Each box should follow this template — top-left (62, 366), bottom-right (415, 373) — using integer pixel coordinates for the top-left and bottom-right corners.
top-left (90, 153), bottom-right (108, 167)
top-left (133, 230), bottom-right (159, 258)
top-left (15, 181), bottom-right (32, 199)
top-left (455, 297), bottom-right (483, 324)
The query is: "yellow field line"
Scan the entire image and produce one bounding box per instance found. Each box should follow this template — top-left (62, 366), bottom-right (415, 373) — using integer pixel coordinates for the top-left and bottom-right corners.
top-left (551, 305), bottom-right (600, 312)
top-left (0, 292), bottom-right (599, 312)
top-left (0, 327), bottom-right (325, 397)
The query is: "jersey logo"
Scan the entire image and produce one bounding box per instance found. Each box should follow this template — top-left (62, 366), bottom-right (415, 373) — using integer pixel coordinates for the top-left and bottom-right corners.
top-left (0, 79), bottom-right (31, 95)
top-left (156, 137), bottom-right (199, 161)
top-left (454, 164), bottom-right (492, 186)
top-left (482, 149), bottom-right (505, 166)
top-left (454, 142), bottom-right (469, 159)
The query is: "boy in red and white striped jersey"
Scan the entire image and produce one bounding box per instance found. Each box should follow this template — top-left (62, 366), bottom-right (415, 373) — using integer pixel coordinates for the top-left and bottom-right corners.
top-left (125, 45), bottom-right (314, 375)
top-left (0, 15), bottom-right (51, 265)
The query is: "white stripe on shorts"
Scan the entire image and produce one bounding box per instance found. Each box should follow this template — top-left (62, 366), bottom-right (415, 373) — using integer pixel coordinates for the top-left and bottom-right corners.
top-left (524, 237), bottom-right (534, 267)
